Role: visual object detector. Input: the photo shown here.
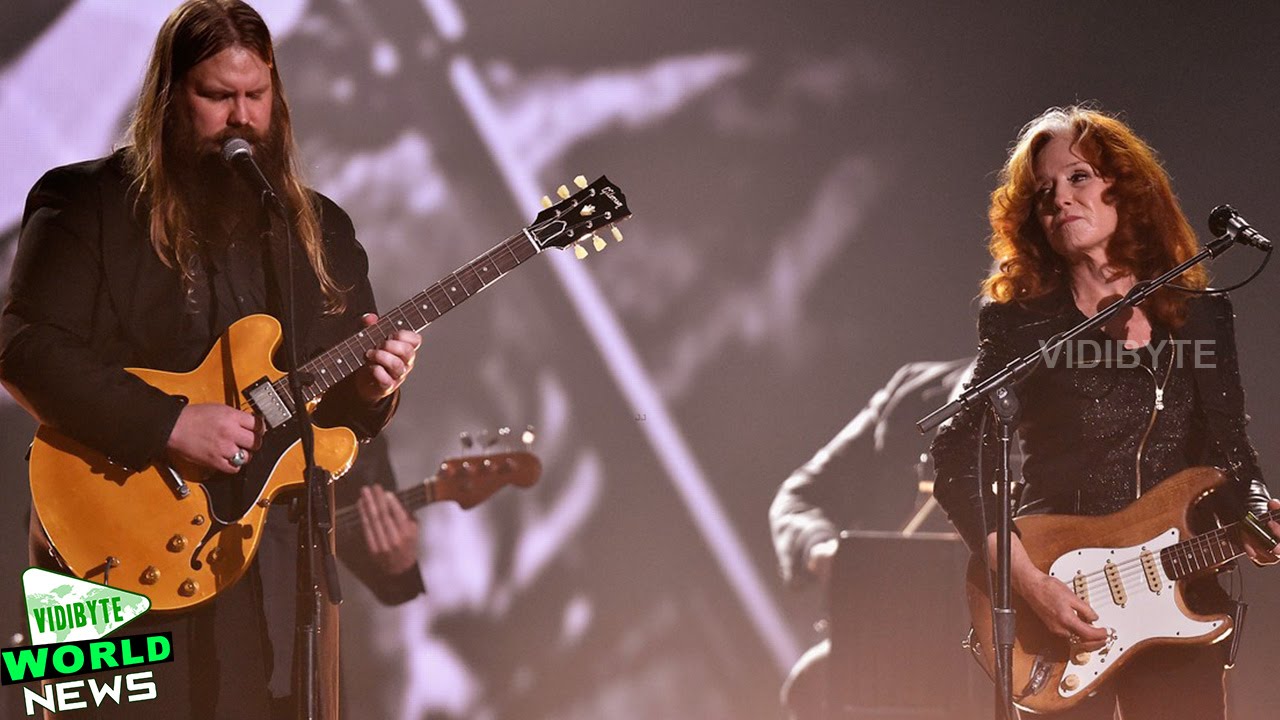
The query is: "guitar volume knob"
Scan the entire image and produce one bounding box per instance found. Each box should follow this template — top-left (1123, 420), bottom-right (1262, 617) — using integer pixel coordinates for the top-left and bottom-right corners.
top-left (140, 566), bottom-right (159, 585)
top-left (1061, 674), bottom-right (1080, 691)
top-left (167, 535), bottom-right (187, 552)
top-left (178, 579), bottom-right (199, 597)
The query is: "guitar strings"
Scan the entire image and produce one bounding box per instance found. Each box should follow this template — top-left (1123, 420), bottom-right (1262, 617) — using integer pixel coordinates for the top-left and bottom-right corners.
top-left (285, 231), bottom-right (532, 401)
top-left (1065, 523), bottom-right (1241, 584)
top-left (1065, 527), bottom-right (1246, 598)
top-left (332, 484), bottom-right (432, 534)
top-left (1049, 508), bottom-right (1278, 593)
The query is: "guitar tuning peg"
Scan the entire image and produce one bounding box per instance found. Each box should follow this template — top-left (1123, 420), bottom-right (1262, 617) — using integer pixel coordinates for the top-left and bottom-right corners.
top-left (573, 243), bottom-right (588, 260)
top-left (573, 175), bottom-right (588, 189)
top-left (556, 185), bottom-right (571, 199)
top-left (592, 233), bottom-right (607, 252)
top-left (459, 431), bottom-right (473, 450)
top-left (540, 195), bottom-right (553, 209)
top-left (611, 226), bottom-right (623, 242)
top-left (521, 425), bottom-right (536, 447)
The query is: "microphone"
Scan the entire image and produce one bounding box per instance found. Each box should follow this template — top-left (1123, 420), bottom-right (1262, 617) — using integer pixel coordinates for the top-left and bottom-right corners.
top-left (220, 138), bottom-right (282, 210)
top-left (1208, 205), bottom-right (1273, 252)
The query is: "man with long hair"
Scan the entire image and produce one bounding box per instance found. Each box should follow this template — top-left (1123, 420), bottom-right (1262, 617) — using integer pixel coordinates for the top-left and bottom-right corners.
top-left (0, 1), bottom-right (422, 717)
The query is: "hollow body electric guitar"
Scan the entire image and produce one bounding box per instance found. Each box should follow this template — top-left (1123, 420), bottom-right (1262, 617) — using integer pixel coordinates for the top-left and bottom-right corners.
top-left (965, 466), bottom-right (1267, 714)
top-left (29, 176), bottom-right (628, 611)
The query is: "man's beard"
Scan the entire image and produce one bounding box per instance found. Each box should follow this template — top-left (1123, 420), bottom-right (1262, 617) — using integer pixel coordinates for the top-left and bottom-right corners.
top-left (164, 111), bottom-right (289, 231)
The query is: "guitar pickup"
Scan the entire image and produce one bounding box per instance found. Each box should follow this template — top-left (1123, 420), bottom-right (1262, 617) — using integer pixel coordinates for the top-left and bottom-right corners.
top-left (1072, 571), bottom-right (1089, 604)
top-left (1140, 549), bottom-right (1162, 594)
top-left (244, 378), bottom-right (292, 429)
top-left (1104, 559), bottom-right (1128, 607)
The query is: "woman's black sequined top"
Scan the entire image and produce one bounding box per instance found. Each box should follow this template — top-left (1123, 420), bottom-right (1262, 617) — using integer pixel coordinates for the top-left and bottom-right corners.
top-left (931, 287), bottom-right (1270, 554)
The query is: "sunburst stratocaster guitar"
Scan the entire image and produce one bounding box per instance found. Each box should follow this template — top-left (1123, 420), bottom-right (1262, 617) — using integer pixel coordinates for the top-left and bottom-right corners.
top-left (29, 176), bottom-right (627, 611)
top-left (965, 466), bottom-right (1267, 713)
top-left (333, 447), bottom-right (541, 534)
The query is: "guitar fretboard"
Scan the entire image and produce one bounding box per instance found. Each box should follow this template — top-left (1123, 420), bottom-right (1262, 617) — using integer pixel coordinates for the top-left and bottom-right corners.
top-left (271, 232), bottom-right (538, 409)
top-left (333, 480), bottom-right (437, 533)
top-left (1160, 509), bottom-right (1280, 579)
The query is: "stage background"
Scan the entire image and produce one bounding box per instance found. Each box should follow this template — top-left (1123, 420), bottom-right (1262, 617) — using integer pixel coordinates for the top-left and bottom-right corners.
top-left (2, 2), bottom-right (1279, 718)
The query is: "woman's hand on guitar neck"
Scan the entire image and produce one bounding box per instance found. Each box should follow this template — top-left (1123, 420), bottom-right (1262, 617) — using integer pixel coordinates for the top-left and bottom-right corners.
top-left (1242, 498), bottom-right (1280, 567)
top-left (986, 531), bottom-right (1110, 651)
top-left (166, 403), bottom-right (263, 474)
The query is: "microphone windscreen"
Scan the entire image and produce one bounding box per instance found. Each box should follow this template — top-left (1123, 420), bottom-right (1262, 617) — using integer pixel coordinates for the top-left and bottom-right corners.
top-left (221, 137), bottom-right (253, 163)
top-left (1207, 205), bottom-right (1237, 237)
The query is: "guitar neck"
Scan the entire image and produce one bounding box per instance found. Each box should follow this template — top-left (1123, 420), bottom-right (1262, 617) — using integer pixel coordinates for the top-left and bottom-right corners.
top-left (1160, 508), bottom-right (1280, 580)
top-left (274, 231), bottom-right (540, 408)
top-left (333, 478), bottom-right (437, 534)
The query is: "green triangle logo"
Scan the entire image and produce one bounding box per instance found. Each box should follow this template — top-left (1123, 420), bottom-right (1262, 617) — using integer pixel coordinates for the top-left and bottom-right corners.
top-left (22, 568), bottom-right (151, 645)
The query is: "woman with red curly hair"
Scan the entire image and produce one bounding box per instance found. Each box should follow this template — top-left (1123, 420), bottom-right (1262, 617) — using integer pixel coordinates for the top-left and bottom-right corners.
top-left (931, 106), bottom-right (1279, 719)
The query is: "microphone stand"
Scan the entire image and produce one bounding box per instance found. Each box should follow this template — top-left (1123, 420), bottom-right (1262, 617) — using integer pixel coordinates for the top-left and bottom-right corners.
top-left (256, 189), bottom-right (342, 720)
top-left (917, 231), bottom-right (1247, 720)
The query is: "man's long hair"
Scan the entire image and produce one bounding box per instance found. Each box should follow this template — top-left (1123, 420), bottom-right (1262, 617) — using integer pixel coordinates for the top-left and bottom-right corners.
top-left (982, 105), bottom-right (1206, 328)
top-left (125, 0), bottom-right (346, 313)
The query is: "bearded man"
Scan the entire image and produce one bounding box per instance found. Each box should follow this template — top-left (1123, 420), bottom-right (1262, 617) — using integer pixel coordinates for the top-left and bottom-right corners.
top-left (0, 1), bottom-right (422, 717)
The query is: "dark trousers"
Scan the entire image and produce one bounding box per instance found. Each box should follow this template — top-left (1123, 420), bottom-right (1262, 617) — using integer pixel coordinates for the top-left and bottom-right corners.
top-left (780, 639), bottom-right (1226, 720)
top-left (1043, 643), bottom-right (1226, 720)
top-left (31, 562), bottom-right (276, 720)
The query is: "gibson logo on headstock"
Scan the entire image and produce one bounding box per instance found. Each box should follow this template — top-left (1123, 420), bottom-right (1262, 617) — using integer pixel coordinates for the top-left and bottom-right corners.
top-left (601, 186), bottom-right (623, 209)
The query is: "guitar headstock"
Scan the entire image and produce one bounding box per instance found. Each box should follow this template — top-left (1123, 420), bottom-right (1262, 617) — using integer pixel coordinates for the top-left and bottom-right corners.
top-left (528, 175), bottom-right (631, 259)
top-left (433, 450), bottom-right (542, 509)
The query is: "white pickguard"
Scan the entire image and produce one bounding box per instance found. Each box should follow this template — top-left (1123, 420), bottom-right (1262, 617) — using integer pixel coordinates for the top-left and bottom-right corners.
top-left (1047, 528), bottom-right (1228, 699)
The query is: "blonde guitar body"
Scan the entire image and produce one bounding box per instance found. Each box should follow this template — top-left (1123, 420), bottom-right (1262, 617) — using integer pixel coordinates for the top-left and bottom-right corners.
top-left (965, 466), bottom-right (1240, 714)
top-left (29, 314), bottom-right (357, 612)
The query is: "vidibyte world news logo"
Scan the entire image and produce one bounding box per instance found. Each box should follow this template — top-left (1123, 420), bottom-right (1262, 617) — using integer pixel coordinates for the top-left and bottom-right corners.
top-left (2, 568), bottom-right (172, 715)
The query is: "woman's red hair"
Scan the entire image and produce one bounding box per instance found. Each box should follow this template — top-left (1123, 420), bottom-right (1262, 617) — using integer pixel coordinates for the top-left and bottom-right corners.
top-left (982, 105), bottom-right (1207, 327)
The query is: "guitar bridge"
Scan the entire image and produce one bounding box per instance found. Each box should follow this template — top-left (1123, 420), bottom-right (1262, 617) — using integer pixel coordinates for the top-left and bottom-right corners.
top-left (244, 378), bottom-right (292, 429)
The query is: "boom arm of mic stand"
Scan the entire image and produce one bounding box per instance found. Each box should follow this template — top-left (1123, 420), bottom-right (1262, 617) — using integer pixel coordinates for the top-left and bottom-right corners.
top-left (917, 235), bottom-right (1236, 435)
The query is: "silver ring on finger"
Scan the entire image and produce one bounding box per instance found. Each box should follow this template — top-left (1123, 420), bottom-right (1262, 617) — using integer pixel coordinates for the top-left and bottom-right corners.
top-left (229, 448), bottom-right (248, 468)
